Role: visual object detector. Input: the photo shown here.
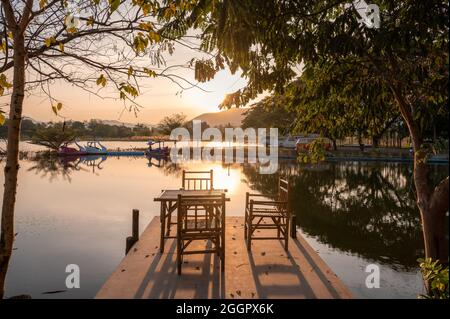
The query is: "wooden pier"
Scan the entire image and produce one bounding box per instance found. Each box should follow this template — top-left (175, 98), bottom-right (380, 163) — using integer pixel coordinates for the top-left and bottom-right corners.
top-left (96, 217), bottom-right (352, 299)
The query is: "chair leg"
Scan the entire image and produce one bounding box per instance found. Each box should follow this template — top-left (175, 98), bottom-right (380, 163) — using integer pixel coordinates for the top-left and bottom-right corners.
top-left (246, 217), bottom-right (252, 251)
top-left (160, 205), bottom-right (166, 253)
top-left (216, 235), bottom-right (220, 256)
top-left (277, 216), bottom-right (280, 238)
top-left (177, 257), bottom-right (182, 275)
top-left (166, 211), bottom-right (172, 236)
top-left (221, 237), bottom-right (225, 272)
top-left (284, 216), bottom-right (289, 252)
top-left (221, 253), bottom-right (225, 272)
top-left (177, 234), bottom-right (182, 275)
top-left (244, 209), bottom-right (248, 240)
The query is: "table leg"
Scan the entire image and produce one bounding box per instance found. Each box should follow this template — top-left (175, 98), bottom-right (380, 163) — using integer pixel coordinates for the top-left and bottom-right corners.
top-left (166, 201), bottom-right (173, 236)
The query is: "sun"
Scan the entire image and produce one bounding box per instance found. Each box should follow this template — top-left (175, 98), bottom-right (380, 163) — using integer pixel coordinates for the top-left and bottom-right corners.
top-left (183, 70), bottom-right (247, 114)
top-left (210, 164), bottom-right (239, 194)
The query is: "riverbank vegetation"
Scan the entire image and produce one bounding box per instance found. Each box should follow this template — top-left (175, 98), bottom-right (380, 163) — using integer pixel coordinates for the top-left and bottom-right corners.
top-left (0, 119), bottom-right (153, 140)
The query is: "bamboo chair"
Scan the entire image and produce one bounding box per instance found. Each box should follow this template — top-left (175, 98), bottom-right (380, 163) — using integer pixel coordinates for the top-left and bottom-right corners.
top-left (245, 178), bottom-right (290, 251)
top-left (176, 194), bottom-right (226, 275)
top-left (164, 170), bottom-right (215, 238)
top-left (182, 170), bottom-right (214, 190)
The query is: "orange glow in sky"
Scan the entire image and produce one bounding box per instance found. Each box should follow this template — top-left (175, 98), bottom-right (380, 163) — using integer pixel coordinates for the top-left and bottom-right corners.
top-left (12, 42), bottom-right (250, 125)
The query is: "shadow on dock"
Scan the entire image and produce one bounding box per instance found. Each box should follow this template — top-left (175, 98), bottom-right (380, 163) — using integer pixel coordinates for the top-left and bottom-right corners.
top-left (96, 217), bottom-right (352, 299)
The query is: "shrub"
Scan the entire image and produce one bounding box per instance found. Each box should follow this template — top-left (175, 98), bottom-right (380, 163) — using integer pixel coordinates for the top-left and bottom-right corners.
top-left (418, 258), bottom-right (449, 299)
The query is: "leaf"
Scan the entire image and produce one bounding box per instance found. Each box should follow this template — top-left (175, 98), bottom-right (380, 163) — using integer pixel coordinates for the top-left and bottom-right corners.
top-left (0, 73), bottom-right (12, 97)
top-left (44, 37), bottom-right (55, 47)
top-left (59, 42), bottom-right (64, 52)
top-left (138, 22), bottom-right (154, 31)
top-left (143, 68), bottom-right (156, 77)
top-left (148, 31), bottom-right (161, 43)
top-left (127, 66), bottom-right (134, 79)
top-left (142, 4), bottom-right (151, 15)
top-left (39, 0), bottom-right (46, 9)
top-left (66, 27), bottom-right (77, 34)
top-left (133, 33), bottom-right (149, 53)
top-left (56, 102), bottom-right (63, 111)
top-left (96, 74), bottom-right (107, 87)
top-left (0, 74), bottom-right (12, 89)
top-left (7, 31), bottom-right (13, 40)
top-left (119, 83), bottom-right (138, 98)
top-left (109, 0), bottom-right (121, 13)
top-left (86, 16), bottom-right (95, 27)
top-left (0, 40), bottom-right (6, 53)
top-left (0, 113), bottom-right (5, 125)
top-left (52, 105), bottom-right (58, 115)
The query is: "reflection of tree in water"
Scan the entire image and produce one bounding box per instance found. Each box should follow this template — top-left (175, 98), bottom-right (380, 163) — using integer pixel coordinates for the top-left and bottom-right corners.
top-left (27, 153), bottom-right (85, 182)
top-left (27, 153), bottom-right (110, 181)
top-left (147, 156), bottom-right (185, 178)
top-left (27, 154), bottom-right (184, 181)
top-left (241, 161), bottom-right (449, 270)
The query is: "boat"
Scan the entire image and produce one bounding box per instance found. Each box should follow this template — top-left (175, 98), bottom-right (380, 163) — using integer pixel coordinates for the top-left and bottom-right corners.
top-left (145, 140), bottom-right (170, 157)
top-left (295, 134), bottom-right (332, 152)
top-left (58, 142), bottom-right (87, 156)
top-left (75, 141), bottom-right (107, 155)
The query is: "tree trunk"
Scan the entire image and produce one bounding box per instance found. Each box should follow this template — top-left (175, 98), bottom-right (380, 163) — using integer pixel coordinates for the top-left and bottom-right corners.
top-left (427, 176), bottom-right (449, 264)
top-left (357, 132), bottom-right (365, 152)
top-left (0, 31), bottom-right (26, 299)
top-left (332, 138), bottom-right (337, 151)
top-left (390, 84), bottom-right (449, 266)
top-left (372, 136), bottom-right (380, 148)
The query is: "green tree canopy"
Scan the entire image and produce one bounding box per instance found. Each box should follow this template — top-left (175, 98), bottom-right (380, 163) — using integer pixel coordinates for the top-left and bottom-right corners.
top-left (169, 0), bottom-right (449, 266)
top-left (242, 96), bottom-right (295, 135)
top-left (31, 123), bottom-right (77, 151)
top-left (157, 113), bottom-right (187, 135)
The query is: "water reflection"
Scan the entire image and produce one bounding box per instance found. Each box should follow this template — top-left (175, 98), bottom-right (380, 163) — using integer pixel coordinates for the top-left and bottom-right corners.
top-left (27, 153), bottom-right (181, 180)
top-left (3, 154), bottom-right (448, 298)
top-left (27, 153), bottom-right (87, 181)
top-left (241, 162), bottom-right (449, 270)
top-left (25, 154), bottom-right (448, 270)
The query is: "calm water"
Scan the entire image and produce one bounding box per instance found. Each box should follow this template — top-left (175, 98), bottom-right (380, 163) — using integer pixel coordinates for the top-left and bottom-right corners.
top-left (0, 142), bottom-right (448, 299)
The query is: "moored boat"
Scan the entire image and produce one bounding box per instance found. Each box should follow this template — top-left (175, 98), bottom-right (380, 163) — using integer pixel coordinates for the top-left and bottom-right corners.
top-left (58, 142), bottom-right (87, 156)
top-left (76, 141), bottom-right (107, 155)
top-left (58, 141), bottom-right (107, 156)
top-left (145, 140), bottom-right (170, 157)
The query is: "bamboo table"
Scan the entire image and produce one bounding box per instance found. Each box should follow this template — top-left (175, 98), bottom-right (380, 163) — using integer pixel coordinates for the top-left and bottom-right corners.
top-left (154, 189), bottom-right (229, 253)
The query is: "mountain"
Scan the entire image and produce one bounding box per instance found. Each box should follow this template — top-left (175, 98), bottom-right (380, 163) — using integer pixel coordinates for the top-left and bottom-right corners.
top-left (22, 116), bottom-right (43, 124)
top-left (192, 108), bottom-right (248, 127)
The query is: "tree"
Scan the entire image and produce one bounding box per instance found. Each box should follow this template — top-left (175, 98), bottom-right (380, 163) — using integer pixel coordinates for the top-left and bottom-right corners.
top-left (133, 123), bottom-right (151, 136)
top-left (242, 96), bottom-right (295, 135)
top-left (283, 64), bottom-right (401, 150)
top-left (0, 0), bottom-right (199, 298)
top-left (70, 121), bottom-right (86, 133)
top-left (184, 119), bottom-right (209, 136)
top-left (0, 118), bottom-right (37, 139)
top-left (31, 123), bottom-right (77, 150)
top-left (157, 113), bottom-right (186, 135)
top-left (173, 1), bottom-right (449, 270)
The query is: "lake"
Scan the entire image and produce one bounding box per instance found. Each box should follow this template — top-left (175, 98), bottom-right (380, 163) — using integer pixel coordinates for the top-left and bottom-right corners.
top-left (0, 142), bottom-right (448, 299)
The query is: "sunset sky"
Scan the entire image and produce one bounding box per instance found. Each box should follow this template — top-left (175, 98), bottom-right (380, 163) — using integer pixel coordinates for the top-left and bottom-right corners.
top-left (1, 38), bottom-right (253, 125)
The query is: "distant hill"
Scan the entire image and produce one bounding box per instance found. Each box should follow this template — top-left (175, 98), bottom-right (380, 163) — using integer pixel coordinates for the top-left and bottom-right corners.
top-left (23, 116), bottom-right (43, 124)
top-left (90, 119), bottom-right (135, 128)
top-left (17, 117), bottom-right (153, 128)
top-left (192, 108), bottom-right (248, 127)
